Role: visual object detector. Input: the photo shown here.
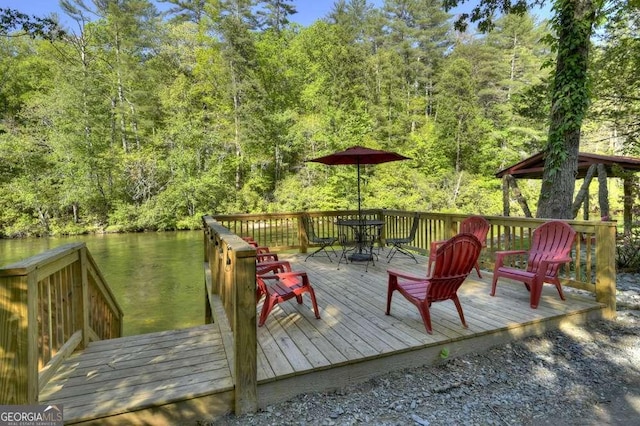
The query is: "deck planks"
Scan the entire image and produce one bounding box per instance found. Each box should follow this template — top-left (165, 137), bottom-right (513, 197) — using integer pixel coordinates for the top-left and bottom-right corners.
top-left (254, 251), bottom-right (603, 383)
top-left (39, 324), bottom-right (233, 422)
top-left (40, 251), bottom-right (604, 424)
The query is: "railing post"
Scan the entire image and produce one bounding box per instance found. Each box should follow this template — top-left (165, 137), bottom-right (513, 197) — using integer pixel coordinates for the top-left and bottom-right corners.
top-left (77, 246), bottom-right (90, 349)
top-left (0, 273), bottom-right (33, 404)
top-left (233, 245), bottom-right (258, 414)
top-left (595, 222), bottom-right (617, 319)
top-left (376, 210), bottom-right (386, 245)
top-left (203, 226), bottom-right (213, 324)
top-left (298, 214), bottom-right (308, 254)
top-left (26, 273), bottom-right (38, 404)
top-left (445, 216), bottom-right (456, 238)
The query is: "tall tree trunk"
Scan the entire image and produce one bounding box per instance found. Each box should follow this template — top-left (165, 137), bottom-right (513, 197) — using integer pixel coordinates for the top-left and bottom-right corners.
top-left (455, 116), bottom-right (462, 173)
top-left (623, 177), bottom-right (634, 235)
top-left (536, 0), bottom-right (597, 219)
top-left (597, 164), bottom-right (609, 219)
top-left (231, 62), bottom-right (242, 191)
top-left (507, 33), bottom-right (517, 101)
top-left (114, 29), bottom-right (128, 153)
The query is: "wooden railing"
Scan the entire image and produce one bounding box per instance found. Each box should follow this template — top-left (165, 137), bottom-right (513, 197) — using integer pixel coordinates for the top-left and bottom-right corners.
top-left (0, 243), bottom-right (123, 404)
top-left (211, 210), bottom-right (617, 317)
top-left (204, 210), bottom-right (616, 415)
top-left (202, 216), bottom-right (257, 415)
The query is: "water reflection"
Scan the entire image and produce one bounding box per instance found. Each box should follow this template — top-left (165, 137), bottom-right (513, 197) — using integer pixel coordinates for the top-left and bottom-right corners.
top-left (0, 231), bottom-right (203, 336)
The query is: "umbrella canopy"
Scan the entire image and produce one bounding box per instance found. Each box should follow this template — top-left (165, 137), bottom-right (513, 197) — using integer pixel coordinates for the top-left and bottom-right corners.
top-left (307, 146), bottom-right (410, 217)
top-left (307, 145), bottom-right (410, 166)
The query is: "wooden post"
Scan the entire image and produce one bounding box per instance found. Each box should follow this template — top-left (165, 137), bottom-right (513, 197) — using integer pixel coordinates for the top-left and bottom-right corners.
top-left (76, 246), bottom-right (90, 349)
top-left (595, 222), bottom-right (617, 319)
top-left (502, 175), bottom-right (510, 217)
top-left (571, 163), bottom-right (596, 219)
top-left (583, 189), bottom-right (589, 220)
top-left (0, 274), bottom-right (30, 404)
top-left (233, 245), bottom-right (258, 415)
top-left (597, 164), bottom-right (609, 219)
top-left (623, 177), bottom-right (633, 236)
top-left (298, 214), bottom-right (308, 254)
top-left (203, 229), bottom-right (211, 324)
top-left (506, 175), bottom-right (532, 218)
top-left (442, 215), bottom-right (453, 241)
top-left (26, 273), bottom-right (38, 403)
top-left (377, 210), bottom-right (387, 245)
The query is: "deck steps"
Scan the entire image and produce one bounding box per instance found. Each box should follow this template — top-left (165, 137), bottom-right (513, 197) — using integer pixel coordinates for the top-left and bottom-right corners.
top-left (39, 323), bottom-right (233, 424)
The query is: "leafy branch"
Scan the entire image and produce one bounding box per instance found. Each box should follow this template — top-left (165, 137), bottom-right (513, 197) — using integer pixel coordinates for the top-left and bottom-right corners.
top-left (0, 8), bottom-right (65, 41)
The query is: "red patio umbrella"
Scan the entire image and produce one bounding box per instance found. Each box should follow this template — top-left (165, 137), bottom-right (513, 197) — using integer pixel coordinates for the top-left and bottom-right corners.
top-left (307, 146), bottom-right (411, 218)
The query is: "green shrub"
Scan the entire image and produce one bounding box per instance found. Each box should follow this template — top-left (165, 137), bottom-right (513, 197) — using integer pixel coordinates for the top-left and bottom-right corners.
top-left (616, 226), bottom-right (640, 272)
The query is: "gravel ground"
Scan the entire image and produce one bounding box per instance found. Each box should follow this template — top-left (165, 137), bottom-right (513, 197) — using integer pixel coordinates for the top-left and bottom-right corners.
top-left (212, 276), bottom-right (640, 426)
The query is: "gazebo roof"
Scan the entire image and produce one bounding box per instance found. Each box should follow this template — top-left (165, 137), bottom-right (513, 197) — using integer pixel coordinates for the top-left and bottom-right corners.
top-left (495, 151), bottom-right (640, 179)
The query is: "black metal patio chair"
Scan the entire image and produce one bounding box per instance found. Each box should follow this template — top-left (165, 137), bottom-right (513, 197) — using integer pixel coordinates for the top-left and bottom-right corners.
top-left (302, 214), bottom-right (338, 262)
top-left (386, 213), bottom-right (419, 263)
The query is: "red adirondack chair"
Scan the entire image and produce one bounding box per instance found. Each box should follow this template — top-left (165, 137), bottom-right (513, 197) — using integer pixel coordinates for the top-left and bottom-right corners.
top-left (428, 215), bottom-right (490, 278)
top-left (256, 263), bottom-right (321, 327)
top-left (243, 237), bottom-right (270, 254)
top-left (386, 233), bottom-right (482, 334)
top-left (256, 253), bottom-right (288, 301)
top-left (490, 220), bottom-right (577, 309)
top-left (246, 237), bottom-right (282, 275)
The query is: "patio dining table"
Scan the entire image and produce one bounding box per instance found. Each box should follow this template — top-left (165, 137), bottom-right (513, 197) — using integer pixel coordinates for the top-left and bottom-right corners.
top-left (336, 219), bottom-right (385, 262)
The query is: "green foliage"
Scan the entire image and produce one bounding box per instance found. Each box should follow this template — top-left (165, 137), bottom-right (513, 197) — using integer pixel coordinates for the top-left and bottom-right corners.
top-left (536, 0), bottom-right (603, 219)
top-left (1, 1), bottom-right (635, 234)
top-left (546, 0), bottom-right (595, 166)
top-left (589, 1), bottom-right (640, 150)
top-left (440, 347), bottom-right (450, 359)
top-left (0, 7), bottom-right (65, 40)
top-left (616, 227), bottom-right (640, 272)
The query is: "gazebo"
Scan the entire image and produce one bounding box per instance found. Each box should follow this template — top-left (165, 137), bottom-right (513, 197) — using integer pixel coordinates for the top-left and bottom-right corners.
top-left (496, 151), bottom-right (640, 235)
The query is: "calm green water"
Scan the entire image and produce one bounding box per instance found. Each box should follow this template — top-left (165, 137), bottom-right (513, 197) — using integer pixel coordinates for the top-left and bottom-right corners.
top-left (0, 231), bottom-right (204, 336)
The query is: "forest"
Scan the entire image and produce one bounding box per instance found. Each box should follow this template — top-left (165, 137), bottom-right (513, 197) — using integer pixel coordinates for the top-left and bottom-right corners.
top-left (0, 0), bottom-right (638, 237)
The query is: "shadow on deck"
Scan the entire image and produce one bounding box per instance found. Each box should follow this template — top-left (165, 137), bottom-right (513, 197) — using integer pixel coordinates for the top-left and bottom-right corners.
top-left (40, 252), bottom-right (604, 424)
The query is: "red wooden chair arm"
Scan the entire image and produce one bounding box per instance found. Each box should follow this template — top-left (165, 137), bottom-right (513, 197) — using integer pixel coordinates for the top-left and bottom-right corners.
top-left (536, 257), bottom-right (572, 277)
top-left (276, 271), bottom-right (308, 281)
top-left (276, 271), bottom-right (310, 290)
top-left (257, 260), bottom-right (291, 274)
top-left (494, 250), bottom-right (528, 268)
top-left (257, 253), bottom-right (279, 262)
top-left (387, 268), bottom-right (424, 282)
top-left (258, 274), bottom-right (279, 280)
top-left (258, 271), bottom-right (308, 284)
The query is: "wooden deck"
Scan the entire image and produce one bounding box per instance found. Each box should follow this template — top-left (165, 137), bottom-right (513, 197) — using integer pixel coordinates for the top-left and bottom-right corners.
top-left (40, 252), bottom-right (604, 424)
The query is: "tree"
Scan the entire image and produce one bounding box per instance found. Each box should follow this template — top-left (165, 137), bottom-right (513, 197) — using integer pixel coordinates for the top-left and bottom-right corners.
top-left (160, 0), bottom-right (207, 24)
top-left (536, 0), bottom-right (601, 218)
top-left (256, 0), bottom-right (297, 32)
top-left (444, 0), bottom-right (604, 219)
top-left (0, 8), bottom-right (65, 40)
top-left (382, 0), bottom-right (452, 131)
top-left (590, 0), bottom-right (640, 153)
top-left (484, 13), bottom-right (551, 169)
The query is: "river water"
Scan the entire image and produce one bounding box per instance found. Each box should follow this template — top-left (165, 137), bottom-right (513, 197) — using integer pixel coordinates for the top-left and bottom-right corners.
top-left (0, 231), bottom-right (204, 336)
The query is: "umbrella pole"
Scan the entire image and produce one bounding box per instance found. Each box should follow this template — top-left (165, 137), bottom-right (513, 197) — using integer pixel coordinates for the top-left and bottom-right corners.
top-left (357, 160), bottom-right (362, 221)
